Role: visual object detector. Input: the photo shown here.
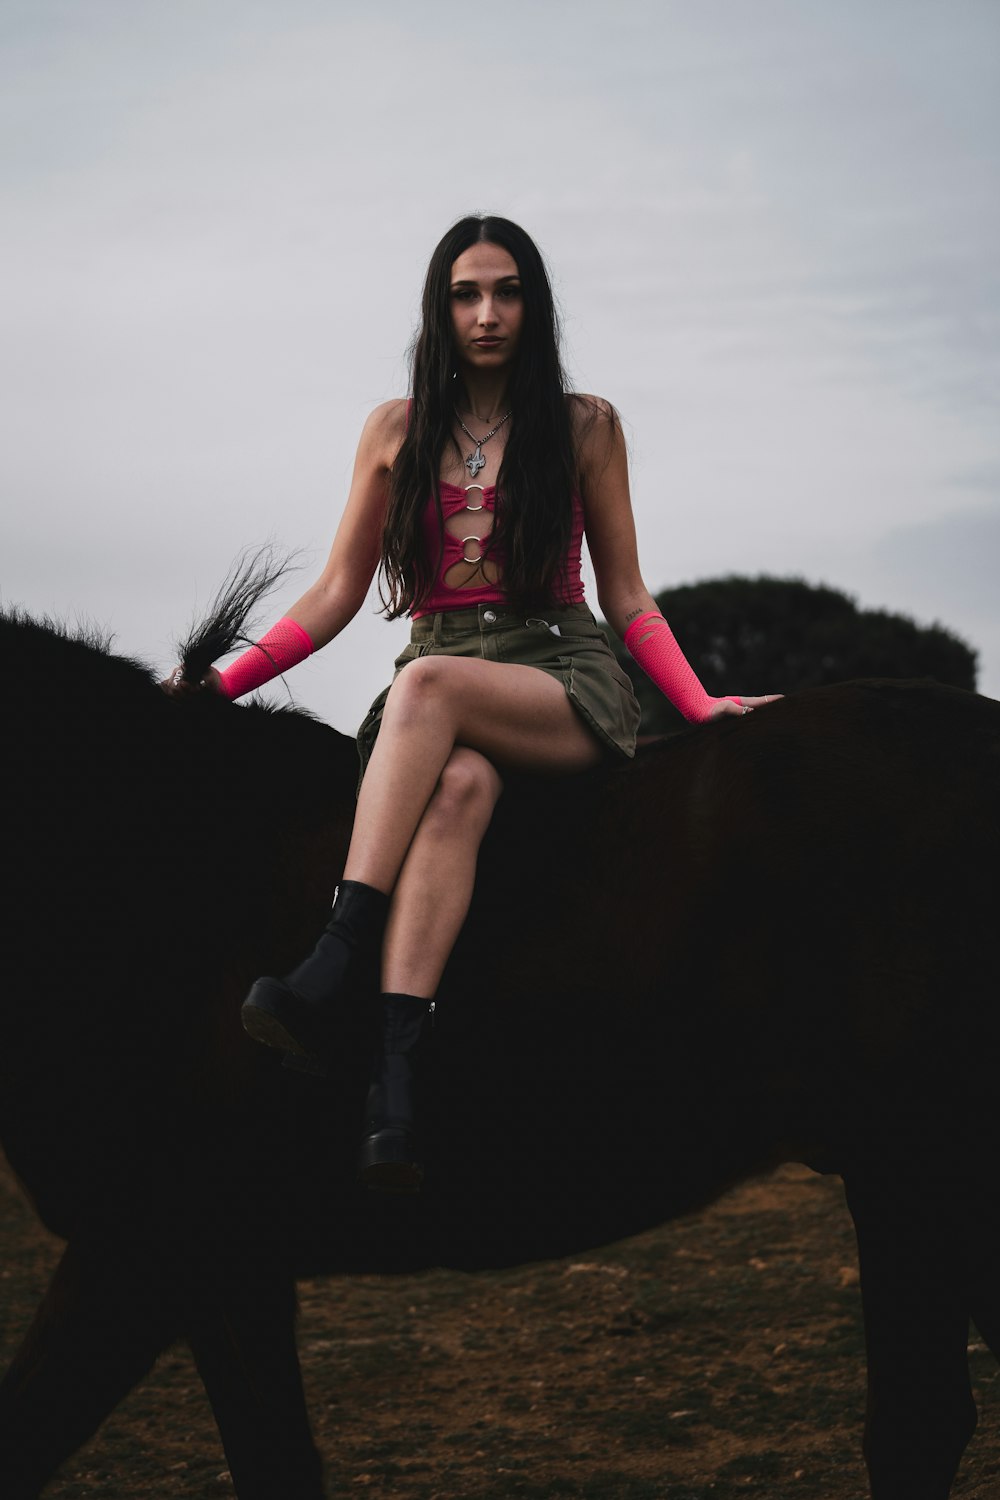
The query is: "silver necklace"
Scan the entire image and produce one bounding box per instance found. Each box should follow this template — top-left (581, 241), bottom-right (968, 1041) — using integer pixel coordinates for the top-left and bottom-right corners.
top-left (456, 409), bottom-right (511, 478)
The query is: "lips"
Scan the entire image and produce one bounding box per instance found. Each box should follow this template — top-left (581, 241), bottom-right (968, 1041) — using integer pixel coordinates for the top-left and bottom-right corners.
top-left (473, 337), bottom-right (502, 348)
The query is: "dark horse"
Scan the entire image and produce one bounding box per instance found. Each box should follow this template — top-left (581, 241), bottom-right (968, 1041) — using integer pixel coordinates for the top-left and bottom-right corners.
top-left (1, 569), bottom-right (998, 1500)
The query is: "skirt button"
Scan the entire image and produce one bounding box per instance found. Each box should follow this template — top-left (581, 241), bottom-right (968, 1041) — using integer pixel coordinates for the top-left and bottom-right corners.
top-left (483, 609), bottom-right (497, 624)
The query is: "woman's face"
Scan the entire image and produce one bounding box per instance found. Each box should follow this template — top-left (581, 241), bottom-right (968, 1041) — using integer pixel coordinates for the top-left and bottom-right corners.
top-left (449, 242), bottom-right (524, 375)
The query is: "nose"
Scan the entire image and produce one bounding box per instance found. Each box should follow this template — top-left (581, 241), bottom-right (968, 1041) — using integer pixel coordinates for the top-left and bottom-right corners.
top-left (477, 297), bottom-right (498, 327)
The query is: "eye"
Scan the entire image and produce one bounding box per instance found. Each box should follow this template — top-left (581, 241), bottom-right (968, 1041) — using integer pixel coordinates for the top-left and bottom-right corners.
top-left (498, 284), bottom-right (522, 299)
top-left (451, 287), bottom-right (477, 301)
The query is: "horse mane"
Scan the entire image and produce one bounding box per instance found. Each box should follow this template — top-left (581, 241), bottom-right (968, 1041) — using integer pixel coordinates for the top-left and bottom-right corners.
top-left (1, 572), bottom-right (358, 903)
top-left (0, 604), bottom-right (117, 656)
top-left (175, 545), bottom-right (302, 685)
top-left (4, 546), bottom-right (303, 709)
top-left (0, 603), bottom-right (162, 709)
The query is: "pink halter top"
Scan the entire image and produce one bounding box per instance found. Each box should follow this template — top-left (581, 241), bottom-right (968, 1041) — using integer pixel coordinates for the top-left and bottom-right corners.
top-left (411, 481), bottom-right (586, 617)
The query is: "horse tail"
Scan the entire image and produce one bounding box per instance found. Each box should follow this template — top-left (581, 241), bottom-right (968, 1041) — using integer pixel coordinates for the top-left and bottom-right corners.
top-left (175, 545), bottom-right (300, 682)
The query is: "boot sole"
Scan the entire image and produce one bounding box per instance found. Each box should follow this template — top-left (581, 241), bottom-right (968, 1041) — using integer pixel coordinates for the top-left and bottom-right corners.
top-left (359, 1160), bottom-right (424, 1195)
top-left (241, 978), bottom-right (329, 1067)
top-left (358, 1131), bottom-right (423, 1194)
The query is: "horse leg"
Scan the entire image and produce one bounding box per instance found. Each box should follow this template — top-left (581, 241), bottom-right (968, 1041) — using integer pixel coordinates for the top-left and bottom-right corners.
top-left (970, 1288), bottom-right (1000, 1368)
top-left (185, 1269), bottom-right (324, 1500)
top-left (0, 1230), bottom-right (184, 1500)
top-left (964, 1193), bottom-right (1000, 1363)
top-left (845, 1170), bottom-right (977, 1500)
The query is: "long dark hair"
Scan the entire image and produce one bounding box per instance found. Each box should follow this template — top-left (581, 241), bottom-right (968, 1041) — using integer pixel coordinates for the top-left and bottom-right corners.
top-left (380, 216), bottom-right (579, 617)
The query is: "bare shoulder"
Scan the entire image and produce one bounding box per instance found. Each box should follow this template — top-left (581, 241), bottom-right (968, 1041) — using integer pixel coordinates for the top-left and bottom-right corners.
top-left (567, 393), bottom-right (624, 474)
top-left (366, 396), bottom-right (409, 433)
top-left (358, 398), bottom-right (409, 469)
top-left (567, 391), bottom-right (616, 419)
top-left (567, 391), bottom-right (617, 426)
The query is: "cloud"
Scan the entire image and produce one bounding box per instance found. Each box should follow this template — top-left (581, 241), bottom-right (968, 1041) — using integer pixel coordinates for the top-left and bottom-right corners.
top-left (2, 0), bottom-right (998, 713)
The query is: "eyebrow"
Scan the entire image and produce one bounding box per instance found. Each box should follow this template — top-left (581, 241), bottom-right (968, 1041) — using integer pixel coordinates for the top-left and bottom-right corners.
top-left (450, 275), bottom-right (522, 288)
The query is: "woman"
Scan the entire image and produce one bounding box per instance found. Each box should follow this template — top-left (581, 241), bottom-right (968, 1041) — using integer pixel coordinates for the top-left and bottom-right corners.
top-left (165, 215), bottom-right (775, 1193)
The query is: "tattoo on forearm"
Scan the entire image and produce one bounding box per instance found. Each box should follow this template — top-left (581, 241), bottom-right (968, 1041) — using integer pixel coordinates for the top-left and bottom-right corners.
top-left (624, 608), bottom-right (644, 623)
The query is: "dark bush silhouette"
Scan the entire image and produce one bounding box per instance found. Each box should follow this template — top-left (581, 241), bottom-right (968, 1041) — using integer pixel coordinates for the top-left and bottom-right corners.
top-left (607, 575), bottom-right (978, 734)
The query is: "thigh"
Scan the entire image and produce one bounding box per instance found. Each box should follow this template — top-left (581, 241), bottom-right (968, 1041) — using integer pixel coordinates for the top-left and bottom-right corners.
top-left (387, 655), bottom-right (607, 774)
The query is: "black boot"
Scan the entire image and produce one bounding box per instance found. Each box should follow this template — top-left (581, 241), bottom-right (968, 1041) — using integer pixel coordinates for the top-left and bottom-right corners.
top-left (357, 993), bottom-right (432, 1194)
top-left (241, 881), bottom-right (389, 1065)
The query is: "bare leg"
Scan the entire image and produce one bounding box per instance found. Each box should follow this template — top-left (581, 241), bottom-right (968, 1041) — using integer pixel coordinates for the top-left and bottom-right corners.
top-left (354, 665), bottom-right (600, 1189)
top-left (381, 747), bottom-right (504, 996)
top-left (344, 656), bottom-right (602, 895)
top-left (243, 659), bottom-right (602, 1083)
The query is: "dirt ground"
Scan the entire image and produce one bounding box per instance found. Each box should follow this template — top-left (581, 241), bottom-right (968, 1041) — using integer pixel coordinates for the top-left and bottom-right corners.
top-left (2, 1156), bottom-right (998, 1500)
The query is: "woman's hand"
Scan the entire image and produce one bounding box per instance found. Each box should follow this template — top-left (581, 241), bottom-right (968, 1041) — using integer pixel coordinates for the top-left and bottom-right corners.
top-left (709, 693), bottom-right (783, 720)
top-left (160, 665), bottom-right (223, 699)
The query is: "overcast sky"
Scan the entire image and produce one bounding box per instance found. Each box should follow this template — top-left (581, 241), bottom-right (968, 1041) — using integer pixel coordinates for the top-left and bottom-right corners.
top-left (3, 0), bottom-right (998, 731)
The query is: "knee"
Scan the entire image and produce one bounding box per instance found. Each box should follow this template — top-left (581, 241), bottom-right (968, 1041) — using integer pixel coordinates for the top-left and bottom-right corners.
top-left (385, 657), bottom-right (454, 724)
top-left (428, 749), bottom-right (503, 829)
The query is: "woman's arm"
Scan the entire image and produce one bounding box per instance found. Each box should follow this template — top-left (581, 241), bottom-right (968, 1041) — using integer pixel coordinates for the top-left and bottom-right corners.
top-left (577, 398), bottom-right (775, 722)
top-left (164, 400), bottom-right (406, 699)
top-left (574, 398), bottom-right (658, 639)
top-left (280, 399), bottom-right (406, 649)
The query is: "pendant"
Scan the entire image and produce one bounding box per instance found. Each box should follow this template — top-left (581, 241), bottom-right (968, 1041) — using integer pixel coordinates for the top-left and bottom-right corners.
top-left (465, 445), bottom-right (486, 478)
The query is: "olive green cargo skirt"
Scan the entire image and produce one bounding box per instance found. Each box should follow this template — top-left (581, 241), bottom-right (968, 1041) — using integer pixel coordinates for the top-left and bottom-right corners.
top-left (356, 602), bottom-right (640, 784)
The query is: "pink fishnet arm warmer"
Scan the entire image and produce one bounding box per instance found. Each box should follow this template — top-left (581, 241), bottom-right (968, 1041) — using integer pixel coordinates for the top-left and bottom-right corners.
top-left (624, 612), bottom-right (741, 724)
top-left (216, 617), bottom-right (314, 701)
